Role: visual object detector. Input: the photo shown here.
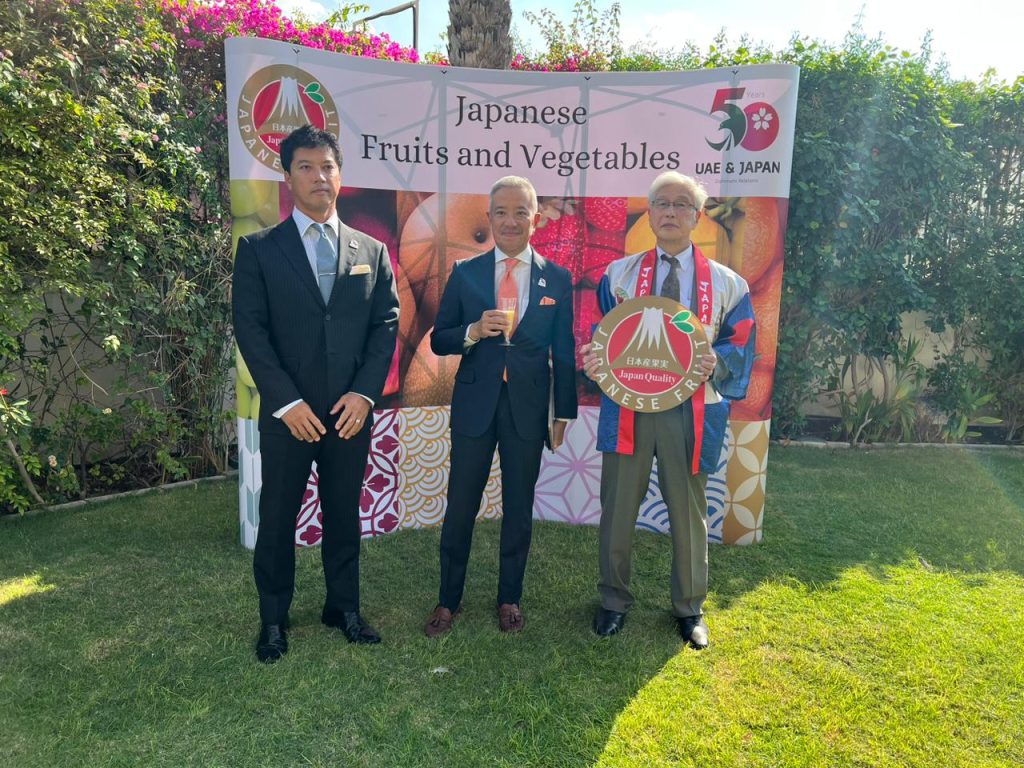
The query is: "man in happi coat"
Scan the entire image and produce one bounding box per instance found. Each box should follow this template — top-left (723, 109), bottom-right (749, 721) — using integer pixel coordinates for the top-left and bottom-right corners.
top-left (581, 171), bottom-right (756, 649)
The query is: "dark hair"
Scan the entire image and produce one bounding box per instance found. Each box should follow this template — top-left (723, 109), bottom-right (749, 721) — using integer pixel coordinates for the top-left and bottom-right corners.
top-left (279, 125), bottom-right (343, 174)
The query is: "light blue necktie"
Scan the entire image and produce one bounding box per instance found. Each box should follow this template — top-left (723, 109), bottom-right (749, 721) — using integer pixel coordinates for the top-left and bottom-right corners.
top-left (312, 223), bottom-right (336, 303)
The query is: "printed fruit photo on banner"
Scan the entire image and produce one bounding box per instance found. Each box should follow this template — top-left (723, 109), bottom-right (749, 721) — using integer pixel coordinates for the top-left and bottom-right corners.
top-left (396, 193), bottom-right (493, 407)
top-left (336, 187), bottom-right (401, 397)
top-left (704, 197), bottom-right (786, 422)
top-left (235, 346), bottom-right (260, 421)
top-left (230, 179), bottom-right (281, 256)
top-left (399, 193), bottom-right (493, 330)
top-left (231, 179), bottom-right (280, 412)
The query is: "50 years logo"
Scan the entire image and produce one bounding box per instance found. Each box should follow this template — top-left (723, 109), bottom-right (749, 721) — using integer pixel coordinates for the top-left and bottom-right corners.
top-left (705, 87), bottom-right (780, 152)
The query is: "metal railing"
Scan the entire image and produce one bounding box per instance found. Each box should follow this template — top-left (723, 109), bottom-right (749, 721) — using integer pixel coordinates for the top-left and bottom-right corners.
top-left (353, 1), bottom-right (420, 51)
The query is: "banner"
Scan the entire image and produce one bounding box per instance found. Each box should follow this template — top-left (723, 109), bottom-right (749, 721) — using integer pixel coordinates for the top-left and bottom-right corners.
top-left (226, 37), bottom-right (799, 547)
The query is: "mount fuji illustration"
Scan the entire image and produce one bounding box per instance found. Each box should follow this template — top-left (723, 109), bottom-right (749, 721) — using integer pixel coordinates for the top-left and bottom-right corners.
top-left (610, 307), bottom-right (686, 375)
top-left (256, 77), bottom-right (309, 136)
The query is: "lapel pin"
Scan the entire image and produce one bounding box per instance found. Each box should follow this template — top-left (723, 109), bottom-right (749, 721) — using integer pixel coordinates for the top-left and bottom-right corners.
top-left (538, 277), bottom-right (547, 288)
top-left (349, 239), bottom-right (359, 249)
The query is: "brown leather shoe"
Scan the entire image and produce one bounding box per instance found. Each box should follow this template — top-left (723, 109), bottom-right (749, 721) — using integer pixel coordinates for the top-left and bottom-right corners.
top-left (424, 604), bottom-right (459, 638)
top-left (497, 603), bottom-right (525, 633)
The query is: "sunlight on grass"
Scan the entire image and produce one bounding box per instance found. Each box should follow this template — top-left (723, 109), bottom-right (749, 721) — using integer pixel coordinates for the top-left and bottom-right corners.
top-left (0, 573), bottom-right (55, 607)
top-left (1, 449), bottom-right (1021, 766)
top-left (598, 559), bottom-right (1024, 767)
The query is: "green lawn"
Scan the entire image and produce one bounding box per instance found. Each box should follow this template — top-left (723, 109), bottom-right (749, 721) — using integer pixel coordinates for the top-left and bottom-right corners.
top-left (2, 447), bottom-right (1023, 767)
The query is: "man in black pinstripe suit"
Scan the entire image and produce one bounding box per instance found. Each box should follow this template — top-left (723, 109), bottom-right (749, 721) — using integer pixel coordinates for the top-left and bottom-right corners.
top-left (233, 125), bottom-right (399, 663)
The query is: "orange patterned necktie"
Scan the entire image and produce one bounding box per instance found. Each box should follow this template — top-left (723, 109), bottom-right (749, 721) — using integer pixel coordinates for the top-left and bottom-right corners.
top-left (499, 258), bottom-right (519, 382)
top-left (498, 258), bottom-right (519, 338)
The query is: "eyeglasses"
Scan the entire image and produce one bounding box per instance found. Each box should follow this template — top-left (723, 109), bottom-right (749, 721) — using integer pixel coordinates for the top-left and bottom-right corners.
top-left (651, 200), bottom-right (699, 214)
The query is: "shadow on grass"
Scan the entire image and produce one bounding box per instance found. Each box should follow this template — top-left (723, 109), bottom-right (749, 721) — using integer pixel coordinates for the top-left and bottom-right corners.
top-left (0, 481), bottom-right (682, 767)
top-left (1, 447), bottom-right (1022, 767)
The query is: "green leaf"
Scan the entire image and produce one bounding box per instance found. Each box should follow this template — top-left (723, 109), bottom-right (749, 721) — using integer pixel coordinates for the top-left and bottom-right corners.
top-left (670, 310), bottom-right (695, 334)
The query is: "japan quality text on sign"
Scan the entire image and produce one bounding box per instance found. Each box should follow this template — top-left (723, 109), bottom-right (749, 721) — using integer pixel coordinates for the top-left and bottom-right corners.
top-left (591, 296), bottom-right (710, 413)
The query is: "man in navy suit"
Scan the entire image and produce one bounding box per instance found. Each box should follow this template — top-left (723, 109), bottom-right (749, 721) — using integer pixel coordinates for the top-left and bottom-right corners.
top-left (233, 125), bottom-right (399, 662)
top-left (424, 176), bottom-right (577, 636)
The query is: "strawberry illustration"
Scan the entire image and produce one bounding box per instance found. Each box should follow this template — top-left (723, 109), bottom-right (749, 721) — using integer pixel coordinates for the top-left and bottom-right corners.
top-left (533, 205), bottom-right (586, 280)
top-left (582, 197), bottom-right (627, 232)
top-left (582, 226), bottom-right (626, 286)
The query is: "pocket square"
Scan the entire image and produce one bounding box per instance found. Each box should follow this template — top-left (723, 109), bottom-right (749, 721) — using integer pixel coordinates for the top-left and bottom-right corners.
top-left (539, 296), bottom-right (557, 306)
top-left (349, 264), bottom-right (371, 275)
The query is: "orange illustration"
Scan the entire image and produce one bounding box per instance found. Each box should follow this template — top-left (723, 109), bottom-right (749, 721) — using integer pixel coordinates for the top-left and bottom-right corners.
top-left (398, 193), bottom-right (493, 327)
top-left (731, 358), bottom-right (775, 422)
top-left (750, 258), bottom-right (783, 372)
top-left (728, 197), bottom-right (782, 286)
top-left (402, 329), bottom-right (457, 407)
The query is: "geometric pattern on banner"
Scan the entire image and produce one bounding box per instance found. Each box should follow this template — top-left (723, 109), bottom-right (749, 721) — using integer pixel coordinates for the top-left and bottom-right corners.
top-left (293, 410), bottom-right (402, 547)
top-left (635, 423), bottom-right (730, 539)
top-left (237, 416), bottom-right (261, 549)
top-left (721, 419), bottom-right (770, 545)
top-left (396, 406), bottom-right (450, 529)
top-left (237, 412), bottom-right (767, 548)
top-left (527, 406), bottom-right (739, 542)
top-left (534, 407), bottom-right (602, 525)
top-left (396, 406), bottom-right (502, 530)
top-left (705, 424), bottom-right (733, 544)
top-left (361, 408), bottom-right (401, 536)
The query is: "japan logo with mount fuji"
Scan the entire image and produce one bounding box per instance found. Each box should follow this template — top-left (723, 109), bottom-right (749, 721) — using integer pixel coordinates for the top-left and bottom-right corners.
top-left (237, 65), bottom-right (340, 172)
top-left (591, 296), bottom-right (710, 413)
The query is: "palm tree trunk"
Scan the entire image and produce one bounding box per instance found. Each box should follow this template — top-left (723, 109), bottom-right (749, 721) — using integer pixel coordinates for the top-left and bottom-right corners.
top-left (448, 0), bottom-right (513, 69)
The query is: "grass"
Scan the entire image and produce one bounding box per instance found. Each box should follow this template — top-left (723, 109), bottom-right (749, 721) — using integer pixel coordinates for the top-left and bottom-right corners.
top-left (1, 446), bottom-right (1023, 767)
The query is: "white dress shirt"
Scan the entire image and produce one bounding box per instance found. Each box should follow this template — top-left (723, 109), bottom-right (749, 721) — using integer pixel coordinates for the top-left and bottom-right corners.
top-left (292, 206), bottom-right (340, 280)
top-left (464, 245), bottom-right (533, 346)
top-left (655, 244), bottom-right (694, 309)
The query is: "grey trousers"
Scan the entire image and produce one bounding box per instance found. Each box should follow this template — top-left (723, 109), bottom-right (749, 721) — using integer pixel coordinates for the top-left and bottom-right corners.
top-left (598, 404), bottom-right (708, 618)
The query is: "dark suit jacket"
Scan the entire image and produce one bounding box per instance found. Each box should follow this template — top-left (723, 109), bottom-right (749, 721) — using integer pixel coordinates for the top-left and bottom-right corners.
top-left (431, 248), bottom-right (577, 440)
top-left (232, 216), bottom-right (399, 435)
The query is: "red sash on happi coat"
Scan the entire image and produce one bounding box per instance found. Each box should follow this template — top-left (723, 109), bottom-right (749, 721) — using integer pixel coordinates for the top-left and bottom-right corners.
top-left (620, 246), bottom-right (712, 475)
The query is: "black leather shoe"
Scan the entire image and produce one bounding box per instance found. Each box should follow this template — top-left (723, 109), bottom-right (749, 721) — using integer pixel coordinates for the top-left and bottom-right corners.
top-left (256, 623), bottom-right (288, 663)
top-left (677, 615), bottom-right (709, 649)
top-left (593, 607), bottom-right (626, 637)
top-left (323, 609), bottom-right (381, 645)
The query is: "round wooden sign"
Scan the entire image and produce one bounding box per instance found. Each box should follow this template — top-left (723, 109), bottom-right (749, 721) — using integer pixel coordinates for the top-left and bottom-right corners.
top-left (591, 296), bottom-right (710, 413)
